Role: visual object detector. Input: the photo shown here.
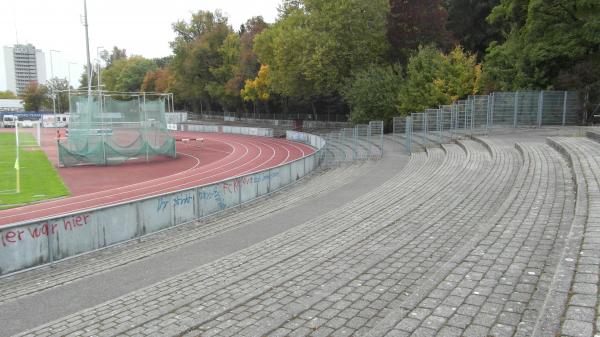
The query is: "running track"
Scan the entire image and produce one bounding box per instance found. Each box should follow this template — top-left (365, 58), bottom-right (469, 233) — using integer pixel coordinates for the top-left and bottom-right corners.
top-left (0, 132), bottom-right (315, 227)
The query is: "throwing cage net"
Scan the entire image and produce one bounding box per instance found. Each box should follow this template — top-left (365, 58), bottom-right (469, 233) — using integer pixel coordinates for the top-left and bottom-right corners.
top-left (58, 91), bottom-right (176, 167)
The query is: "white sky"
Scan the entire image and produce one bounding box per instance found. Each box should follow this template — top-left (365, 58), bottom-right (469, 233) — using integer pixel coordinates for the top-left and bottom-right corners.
top-left (0, 0), bottom-right (282, 91)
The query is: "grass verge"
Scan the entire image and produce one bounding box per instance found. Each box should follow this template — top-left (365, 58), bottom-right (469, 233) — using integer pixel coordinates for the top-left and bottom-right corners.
top-left (0, 132), bottom-right (69, 210)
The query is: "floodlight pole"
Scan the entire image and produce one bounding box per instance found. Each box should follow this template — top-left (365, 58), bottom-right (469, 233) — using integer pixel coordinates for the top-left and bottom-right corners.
top-left (83, 0), bottom-right (92, 96)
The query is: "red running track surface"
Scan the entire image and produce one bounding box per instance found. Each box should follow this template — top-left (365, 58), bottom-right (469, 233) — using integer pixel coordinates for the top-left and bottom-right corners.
top-left (0, 132), bottom-right (314, 227)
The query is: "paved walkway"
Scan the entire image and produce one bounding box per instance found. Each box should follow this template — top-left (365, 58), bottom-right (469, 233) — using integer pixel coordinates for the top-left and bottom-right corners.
top-left (2, 129), bottom-right (600, 337)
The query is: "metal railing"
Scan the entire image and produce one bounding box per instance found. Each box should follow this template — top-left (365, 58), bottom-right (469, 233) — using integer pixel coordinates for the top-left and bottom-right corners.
top-left (393, 90), bottom-right (581, 153)
top-left (319, 120), bottom-right (384, 167)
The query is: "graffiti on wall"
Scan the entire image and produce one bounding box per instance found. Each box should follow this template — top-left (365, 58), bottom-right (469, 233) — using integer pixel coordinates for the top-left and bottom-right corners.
top-left (0, 214), bottom-right (91, 248)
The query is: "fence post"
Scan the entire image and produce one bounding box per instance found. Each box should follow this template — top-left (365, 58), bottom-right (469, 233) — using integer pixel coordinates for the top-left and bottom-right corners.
top-left (513, 91), bottom-right (519, 128)
top-left (406, 117), bottom-right (412, 154)
top-left (438, 109), bottom-right (443, 144)
top-left (424, 113), bottom-right (428, 139)
top-left (380, 123), bottom-right (384, 157)
top-left (470, 99), bottom-right (475, 135)
top-left (354, 127), bottom-right (358, 160)
top-left (490, 93), bottom-right (495, 130)
top-left (537, 91), bottom-right (544, 127)
top-left (562, 91), bottom-right (568, 126)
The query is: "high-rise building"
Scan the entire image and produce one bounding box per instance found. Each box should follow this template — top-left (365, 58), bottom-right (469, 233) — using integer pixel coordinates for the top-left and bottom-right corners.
top-left (4, 44), bottom-right (47, 95)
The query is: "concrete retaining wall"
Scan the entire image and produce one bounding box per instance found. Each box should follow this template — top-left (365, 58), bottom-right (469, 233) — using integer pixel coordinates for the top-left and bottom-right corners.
top-left (183, 124), bottom-right (274, 137)
top-left (0, 131), bottom-right (323, 276)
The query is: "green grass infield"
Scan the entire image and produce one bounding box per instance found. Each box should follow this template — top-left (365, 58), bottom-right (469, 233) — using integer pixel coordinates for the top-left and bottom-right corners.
top-left (0, 132), bottom-right (70, 210)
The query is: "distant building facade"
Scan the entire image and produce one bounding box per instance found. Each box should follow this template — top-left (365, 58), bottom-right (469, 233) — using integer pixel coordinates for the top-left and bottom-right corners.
top-left (4, 44), bottom-right (46, 95)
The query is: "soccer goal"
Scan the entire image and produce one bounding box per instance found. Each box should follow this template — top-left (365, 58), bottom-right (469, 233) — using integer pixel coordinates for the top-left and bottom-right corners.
top-left (0, 120), bottom-right (42, 195)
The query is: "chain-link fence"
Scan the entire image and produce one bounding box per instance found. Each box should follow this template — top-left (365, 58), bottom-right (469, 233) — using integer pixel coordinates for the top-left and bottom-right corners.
top-left (392, 90), bottom-right (581, 153)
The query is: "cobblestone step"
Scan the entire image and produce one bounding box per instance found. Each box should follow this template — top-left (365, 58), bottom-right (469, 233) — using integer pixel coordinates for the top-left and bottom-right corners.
top-left (546, 137), bottom-right (600, 337)
top-left (180, 141), bottom-right (518, 337)
top-left (362, 138), bottom-right (576, 337)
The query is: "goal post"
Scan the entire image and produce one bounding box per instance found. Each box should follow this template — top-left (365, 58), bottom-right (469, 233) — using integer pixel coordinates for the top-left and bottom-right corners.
top-left (0, 120), bottom-right (42, 195)
top-left (15, 120), bottom-right (42, 148)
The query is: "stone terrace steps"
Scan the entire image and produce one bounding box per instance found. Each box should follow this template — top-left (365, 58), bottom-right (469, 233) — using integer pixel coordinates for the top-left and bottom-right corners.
top-left (370, 139), bottom-right (575, 337)
top-left (11, 133), bottom-right (591, 337)
top-left (14, 142), bottom-right (454, 336)
top-left (15, 140), bottom-right (497, 337)
top-left (546, 136), bottom-right (600, 337)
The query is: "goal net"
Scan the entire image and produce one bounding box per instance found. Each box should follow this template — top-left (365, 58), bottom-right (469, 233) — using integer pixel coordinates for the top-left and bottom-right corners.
top-left (57, 92), bottom-right (176, 166)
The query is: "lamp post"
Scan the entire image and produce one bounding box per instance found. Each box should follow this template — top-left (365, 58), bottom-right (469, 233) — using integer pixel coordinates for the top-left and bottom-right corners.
top-left (49, 49), bottom-right (61, 118)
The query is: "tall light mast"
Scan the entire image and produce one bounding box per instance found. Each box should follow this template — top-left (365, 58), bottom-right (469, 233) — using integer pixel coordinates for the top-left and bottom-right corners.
top-left (83, 0), bottom-right (92, 96)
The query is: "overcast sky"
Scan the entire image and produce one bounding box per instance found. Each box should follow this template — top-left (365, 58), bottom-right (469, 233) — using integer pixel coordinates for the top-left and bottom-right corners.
top-left (0, 0), bottom-right (282, 92)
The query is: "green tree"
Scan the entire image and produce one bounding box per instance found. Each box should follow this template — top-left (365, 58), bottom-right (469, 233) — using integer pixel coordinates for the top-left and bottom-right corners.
top-left (255, 0), bottom-right (389, 108)
top-left (169, 10), bottom-right (233, 112)
top-left (0, 90), bottom-right (17, 99)
top-left (341, 63), bottom-right (404, 126)
top-left (484, 0), bottom-right (600, 95)
top-left (101, 56), bottom-right (157, 92)
top-left (20, 82), bottom-right (50, 112)
top-left (398, 46), bottom-right (481, 115)
top-left (78, 65), bottom-right (98, 90)
top-left (207, 33), bottom-right (243, 110)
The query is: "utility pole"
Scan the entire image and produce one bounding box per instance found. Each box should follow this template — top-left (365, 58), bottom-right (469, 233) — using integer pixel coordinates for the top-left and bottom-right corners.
top-left (83, 0), bottom-right (92, 96)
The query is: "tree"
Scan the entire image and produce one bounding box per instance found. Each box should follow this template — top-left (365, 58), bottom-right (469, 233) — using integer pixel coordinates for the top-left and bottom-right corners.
top-left (445, 0), bottom-right (501, 58)
top-left (207, 33), bottom-right (243, 110)
top-left (341, 63), bottom-right (404, 126)
top-left (254, 0), bottom-right (389, 107)
top-left (169, 10), bottom-right (233, 112)
top-left (78, 65), bottom-right (98, 90)
top-left (100, 47), bottom-right (127, 68)
top-left (484, 0), bottom-right (600, 96)
top-left (20, 82), bottom-right (49, 112)
top-left (387, 0), bottom-right (452, 64)
top-left (141, 68), bottom-right (174, 93)
top-left (47, 78), bottom-right (71, 113)
top-left (101, 56), bottom-right (157, 92)
top-left (397, 46), bottom-right (481, 115)
top-left (241, 64), bottom-right (271, 114)
top-left (0, 90), bottom-right (17, 99)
